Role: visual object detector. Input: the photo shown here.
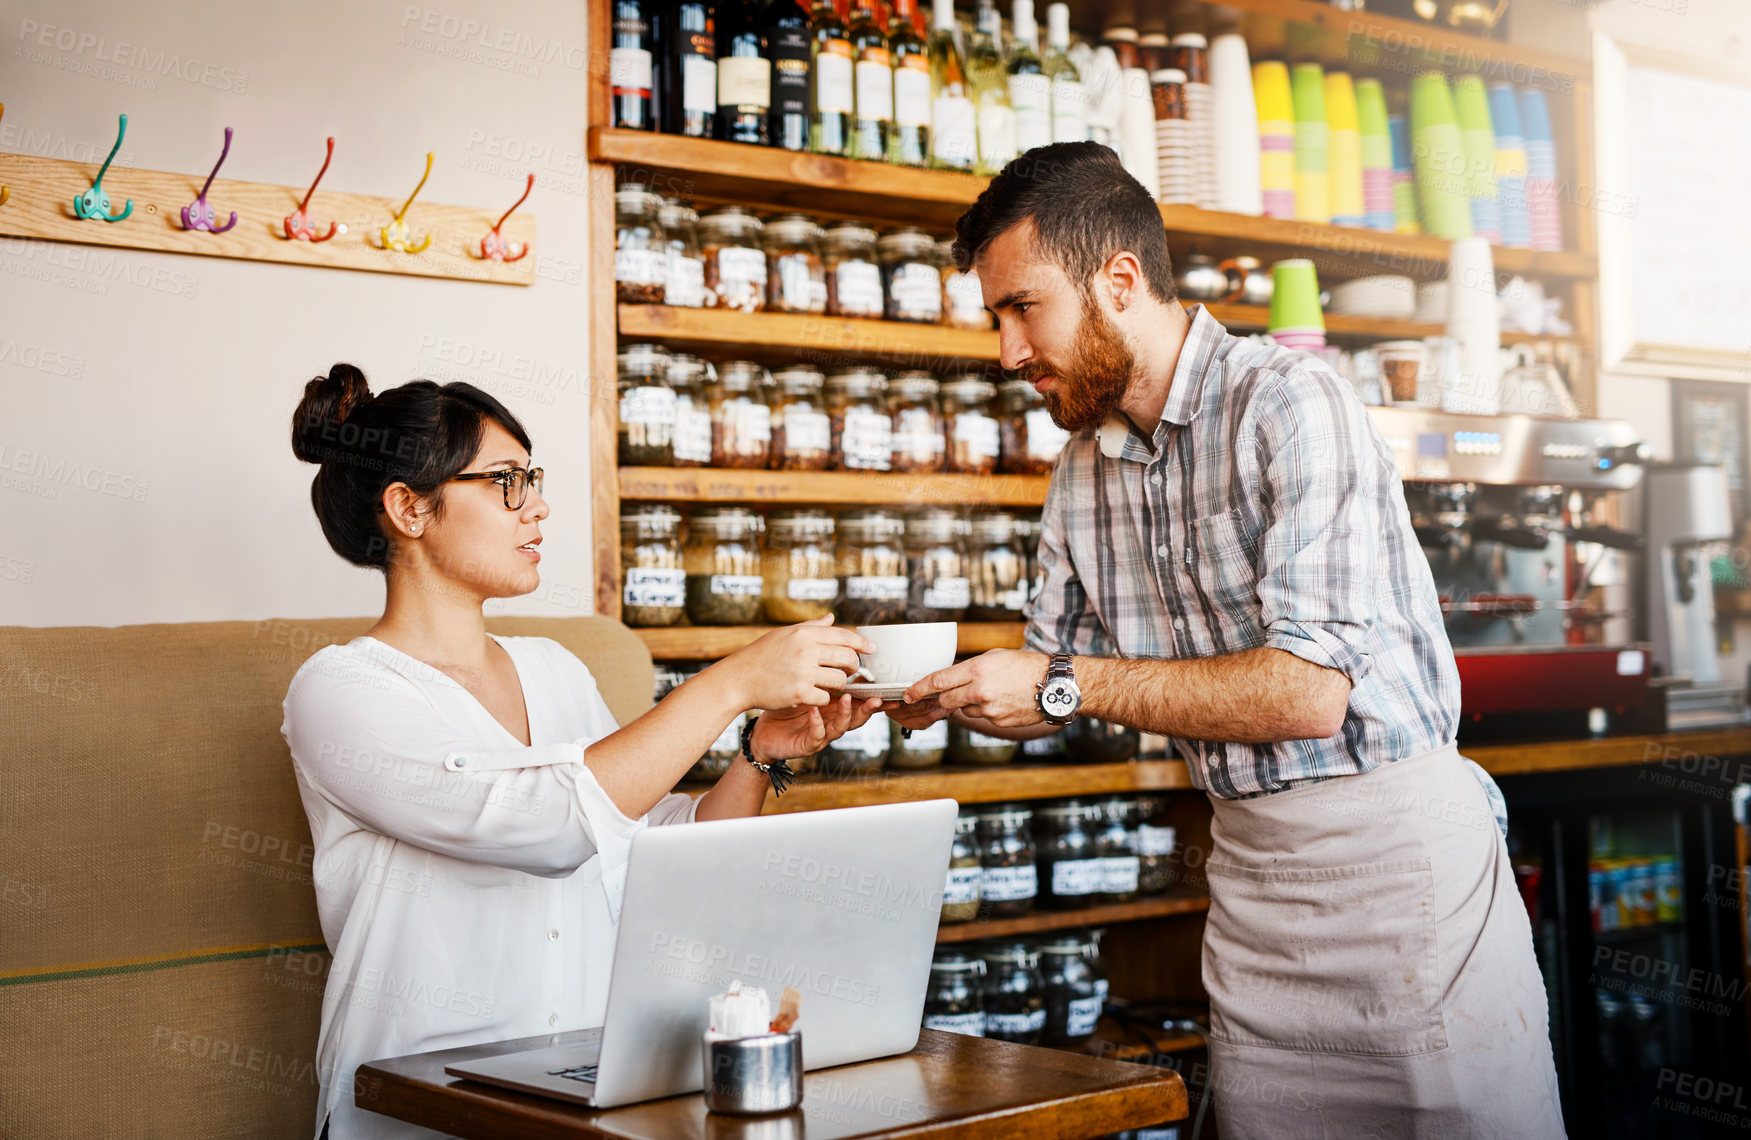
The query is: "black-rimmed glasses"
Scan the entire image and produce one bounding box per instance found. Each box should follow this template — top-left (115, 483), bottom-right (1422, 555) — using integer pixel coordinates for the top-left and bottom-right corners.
top-left (447, 465), bottom-right (544, 510)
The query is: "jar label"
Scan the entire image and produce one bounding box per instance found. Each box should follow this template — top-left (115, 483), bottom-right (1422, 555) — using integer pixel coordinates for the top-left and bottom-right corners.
top-left (922, 577), bottom-right (970, 610)
top-left (894, 61), bottom-right (932, 127)
top-left (715, 246), bottom-right (767, 305)
top-left (815, 45), bottom-right (854, 115)
top-left (1094, 977), bottom-right (1110, 1000)
top-left (977, 103), bottom-right (1018, 167)
top-left (665, 253), bottom-right (705, 308)
top-left (782, 410), bottom-right (831, 454)
top-left (674, 408), bottom-right (713, 462)
top-left (1137, 824), bottom-right (1177, 856)
top-left (987, 1009), bottom-right (1046, 1035)
top-left (923, 1012), bottom-right (985, 1037)
top-left (609, 47), bottom-right (653, 93)
top-left (834, 261), bottom-right (883, 314)
top-left (943, 864), bottom-right (981, 905)
top-left (776, 253), bottom-right (819, 311)
top-left (619, 385), bottom-right (676, 425)
top-left (945, 272), bottom-right (987, 326)
top-left (841, 407), bottom-right (892, 469)
top-left (999, 585), bottom-right (1029, 612)
top-left (710, 574), bottom-right (763, 597)
top-left (1009, 73), bottom-right (1052, 151)
top-left (889, 262), bottom-right (942, 321)
top-left (717, 56), bottom-right (771, 109)
top-left (1065, 995), bottom-right (1104, 1037)
top-left (725, 400), bottom-right (772, 443)
top-left (614, 247), bottom-right (666, 286)
top-left (854, 57), bottom-right (893, 120)
top-left (838, 711), bottom-right (889, 755)
top-left (968, 729), bottom-right (1010, 748)
top-left (981, 862), bottom-right (1037, 902)
top-left (1101, 855), bottom-right (1141, 895)
top-left (1052, 78), bottom-right (1090, 142)
top-left (711, 712), bottom-right (746, 754)
top-left (932, 94), bottom-right (977, 168)
top-left (682, 54), bottom-right (717, 113)
top-left (1051, 858), bottom-right (1104, 897)
top-left (893, 428), bottom-right (945, 458)
top-left (846, 575), bottom-right (907, 600)
top-left (952, 413), bottom-right (1000, 459)
top-left (903, 719), bottom-right (949, 749)
top-left (786, 577), bottom-right (839, 601)
top-left (624, 568), bottom-right (684, 608)
top-left (1025, 407), bottom-right (1071, 460)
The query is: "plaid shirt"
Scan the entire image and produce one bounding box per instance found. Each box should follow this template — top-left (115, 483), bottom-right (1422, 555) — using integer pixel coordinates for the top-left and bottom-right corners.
top-left (1024, 306), bottom-right (1467, 800)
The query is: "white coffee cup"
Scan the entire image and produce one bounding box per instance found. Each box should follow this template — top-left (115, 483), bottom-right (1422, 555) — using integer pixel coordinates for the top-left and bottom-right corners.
top-left (848, 623), bottom-right (958, 686)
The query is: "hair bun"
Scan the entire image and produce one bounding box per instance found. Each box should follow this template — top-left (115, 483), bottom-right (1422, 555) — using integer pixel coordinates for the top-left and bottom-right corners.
top-left (292, 363), bottom-right (373, 463)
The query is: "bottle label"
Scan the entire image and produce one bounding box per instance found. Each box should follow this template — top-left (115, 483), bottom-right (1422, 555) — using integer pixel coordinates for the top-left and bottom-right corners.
top-left (922, 576), bottom-right (970, 610)
top-left (834, 260), bottom-right (884, 314)
top-left (614, 247), bottom-right (666, 286)
top-left (815, 44), bottom-right (854, 114)
top-left (903, 719), bottom-right (950, 749)
top-left (717, 55), bottom-right (771, 109)
top-left (610, 47), bottom-right (653, 94)
top-left (665, 253), bottom-right (705, 308)
top-left (674, 408), bottom-right (712, 462)
top-left (619, 385), bottom-right (675, 425)
top-left (1051, 858), bottom-right (1105, 897)
top-left (1101, 855), bottom-right (1141, 895)
top-left (846, 575), bottom-right (907, 600)
top-left (710, 574), bottom-right (764, 597)
top-left (682, 54), bottom-right (717, 114)
top-left (932, 94), bottom-right (978, 168)
top-left (715, 246), bottom-right (767, 305)
top-left (769, 28), bottom-right (811, 116)
top-left (923, 1011), bottom-right (985, 1036)
top-left (888, 262), bottom-right (942, 320)
top-left (987, 1009), bottom-right (1046, 1035)
top-left (1137, 824), bottom-right (1177, 856)
top-left (977, 103), bottom-right (1018, 166)
top-left (839, 711), bottom-right (889, 754)
top-left (894, 59), bottom-right (932, 127)
top-left (841, 407), bottom-right (892, 469)
top-left (943, 864), bottom-right (982, 904)
top-left (711, 712), bottom-right (746, 753)
top-left (780, 409), bottom-right (831, 453)
top-left (624, 568), bottom-right (684, 608)
top-left (981, 863), bottom-right (1038, 902)
top-left (1010, 74), bottom-right (1052, 151)
top-left (786, 577), bottom-right (839, 601)
top-left (1051, 77), bottom-right (1089, 142)
top-left (1065, 995), bottom-right (1104, 1037)
top-left (855, 55), bottom-right (894, 120)
top-left (1025, 406), bottom-right (1071, 460)
top-left (952, 413), bottom-right (1000, 459)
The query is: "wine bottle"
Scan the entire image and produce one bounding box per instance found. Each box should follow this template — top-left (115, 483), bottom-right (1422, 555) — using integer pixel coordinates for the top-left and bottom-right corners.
top-left (663, 3), bottom-right (716, 137)
top-left (610, 0), bottom-right (656, 131)
top-left (888, 0), bottom-right (931, 166)
top-left (763, 0), bottom-right (811, 150)
top-left (927, 0), bottom-right (975, 171)
top-left (1044, 3), bottom-right (1087, 144)
top-left (808, 1), bottom-right (854, 156)
top-left (848, 2), bottom-right (893, 161)
top-left (1007, 0), bottom-right (1050, 155)
top-left (716, 0), bottom-right (772, 144)
top-left (967, 0), bottom-right (1016, 174)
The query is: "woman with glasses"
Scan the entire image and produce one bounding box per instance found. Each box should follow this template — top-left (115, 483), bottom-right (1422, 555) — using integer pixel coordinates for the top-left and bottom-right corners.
top-left (281, 365), bottom-right (883, 1140)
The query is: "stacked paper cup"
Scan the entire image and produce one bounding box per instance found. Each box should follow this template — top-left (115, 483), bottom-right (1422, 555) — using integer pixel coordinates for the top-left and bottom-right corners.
top-left (1171, 35), bottom-right (1217, 210)
top-left (1357, 79), bottom-right (1395, 232)
top-left (1443, 237), bottom-right (1502, 414)
top-left (1409, 71), bottom-right (1472, 240)
top-left (1453, 75), bottom-right (1501, 245)
top-left (1121, 66), bottom-right (1162, 200)
top-left (1488, 82), bottom-right (1531, 249)
top-left (1209, 34), bottom-right (1261, 215)
top-left (1291, 63), bottom-right (1331, 224)
top-left (1268, 259), bottom-right (1326, 351)
top-left (1153, 69), bottom-right (1195, 206)
top-left (1254, 62), bottom-right (1296, 219)
top-left (1519, 87), bottom-right (1563, 251)
top-left (1325, 73), bottom-right (1365, 228)
top-left (1389, 114), bottom-right (1420, 234)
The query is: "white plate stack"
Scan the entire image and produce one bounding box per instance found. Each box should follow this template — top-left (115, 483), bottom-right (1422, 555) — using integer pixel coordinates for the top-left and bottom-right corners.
top-left (1174, 34), bottom-right (1218, 210)
top-left (1327, 275), bottom-right (1417, 321)
top-left (1413, 280), bottom-right (1448, 324)
top-left (1209, 34), bottom-right (1261, 216)
top-left (1153, 68), bottom-right (1195, 206)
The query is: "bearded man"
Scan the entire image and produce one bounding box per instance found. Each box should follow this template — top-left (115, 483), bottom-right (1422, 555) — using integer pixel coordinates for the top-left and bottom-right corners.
top-left (892, 142), bottom-right (1565, 1138)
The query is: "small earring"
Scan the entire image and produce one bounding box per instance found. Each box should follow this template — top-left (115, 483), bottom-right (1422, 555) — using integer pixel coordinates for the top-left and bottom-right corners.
top-left (411, 525), bottom-right (423, 536)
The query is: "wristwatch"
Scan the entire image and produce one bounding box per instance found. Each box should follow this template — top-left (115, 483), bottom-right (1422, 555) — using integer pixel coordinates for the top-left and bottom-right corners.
top-left (1035, 653), bottom-right (1082, 726)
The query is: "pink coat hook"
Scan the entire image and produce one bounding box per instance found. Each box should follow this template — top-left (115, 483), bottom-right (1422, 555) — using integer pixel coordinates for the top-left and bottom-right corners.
top-left (477, 173), bottom-right (533, 262)
top-left (181, 126), bottom-right (238, 233)
top-left (378, 152), bottom-right (434, 254)
top-left (284, 137), bottom-right (338, 242)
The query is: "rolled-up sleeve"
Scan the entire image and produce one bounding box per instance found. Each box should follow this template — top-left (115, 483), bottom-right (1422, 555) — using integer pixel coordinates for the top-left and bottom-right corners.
top-left (1024, 464), bottom-right (1116, 659)
top-left (1251, 368), bottom-right (1380, 686)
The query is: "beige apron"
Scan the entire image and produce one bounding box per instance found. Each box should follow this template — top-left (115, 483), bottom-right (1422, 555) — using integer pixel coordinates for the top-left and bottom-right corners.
top-left (1201, 742), bottom-right (1566, 1139)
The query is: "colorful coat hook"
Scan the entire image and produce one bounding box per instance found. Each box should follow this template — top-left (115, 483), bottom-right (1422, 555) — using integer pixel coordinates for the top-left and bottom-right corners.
top-left (181, 126), bottom-right (238, 233)
top-left (378, 152), bottom-right (434, 254)
top-left (73, 113), bottom-right (132, 222)
top-left (477, 173), bottom-right (533, 262)
top-left (284, 137), bottom-right (339, 242)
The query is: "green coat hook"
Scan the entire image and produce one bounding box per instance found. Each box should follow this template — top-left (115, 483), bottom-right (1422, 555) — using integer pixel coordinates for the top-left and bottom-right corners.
top-left (74, 113), bottom-right (132, 222)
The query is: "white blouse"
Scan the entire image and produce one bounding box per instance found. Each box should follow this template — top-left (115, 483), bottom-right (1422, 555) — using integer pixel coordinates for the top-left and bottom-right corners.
top-left (281, 634), bottom-right (699, 1140)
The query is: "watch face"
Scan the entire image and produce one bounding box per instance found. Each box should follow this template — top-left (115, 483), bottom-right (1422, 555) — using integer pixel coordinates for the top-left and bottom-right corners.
top-left (1039, 678), bottom-right (1080, 720)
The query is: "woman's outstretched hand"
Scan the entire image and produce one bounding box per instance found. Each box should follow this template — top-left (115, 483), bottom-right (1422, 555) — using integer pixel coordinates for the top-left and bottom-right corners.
top-left (750, 692), bottom-right (885, 761)
top-left (726, 615), bottom-right (876, 711)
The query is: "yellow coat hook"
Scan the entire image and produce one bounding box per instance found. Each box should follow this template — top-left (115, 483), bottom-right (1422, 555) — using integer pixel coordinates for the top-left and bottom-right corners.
top-left (380, 152), bottom-right (434, 254)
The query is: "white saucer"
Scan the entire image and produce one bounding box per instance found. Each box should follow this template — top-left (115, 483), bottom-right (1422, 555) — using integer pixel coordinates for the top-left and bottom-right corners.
top-left (844, 682), bottom-right (912, 700)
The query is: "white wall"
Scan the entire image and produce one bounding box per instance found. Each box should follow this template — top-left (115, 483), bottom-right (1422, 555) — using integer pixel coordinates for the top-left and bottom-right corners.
top-left (0, 0), bottom-right (603, 626)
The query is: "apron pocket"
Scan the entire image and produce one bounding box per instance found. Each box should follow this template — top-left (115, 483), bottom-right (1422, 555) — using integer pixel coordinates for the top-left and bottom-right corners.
top-left (1204, 856), bottom-right (1449, 1057)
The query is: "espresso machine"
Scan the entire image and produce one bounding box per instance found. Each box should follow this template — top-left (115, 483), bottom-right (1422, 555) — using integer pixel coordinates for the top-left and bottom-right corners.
top-left (1641, 463), bottom-right (1740, 728)
top-left (1366, 406), bottom-right (1650, 737)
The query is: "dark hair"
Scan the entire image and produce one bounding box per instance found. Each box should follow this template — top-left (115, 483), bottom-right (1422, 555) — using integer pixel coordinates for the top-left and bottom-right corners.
top-left (291, 364), bottom-right (533, 569)
top-left (952, 142), bottom-right (1177, 306)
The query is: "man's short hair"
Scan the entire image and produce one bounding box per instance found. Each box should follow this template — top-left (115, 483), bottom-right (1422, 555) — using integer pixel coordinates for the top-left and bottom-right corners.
top-left (952, 142), bottom-right (1178, 305)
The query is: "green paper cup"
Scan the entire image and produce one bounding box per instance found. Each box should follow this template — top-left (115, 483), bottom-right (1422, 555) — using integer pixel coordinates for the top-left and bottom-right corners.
top-left (1291, 63), bottom-right (1327, 125)
top-left (1409, 70), bottom-right (1458, 134)
top-left (1268, 259), bottom-right (1324, 333)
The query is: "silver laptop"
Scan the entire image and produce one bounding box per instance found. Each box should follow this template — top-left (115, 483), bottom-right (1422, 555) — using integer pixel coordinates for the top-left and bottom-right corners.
top-left (444, 798), bottom-right (957, 1108)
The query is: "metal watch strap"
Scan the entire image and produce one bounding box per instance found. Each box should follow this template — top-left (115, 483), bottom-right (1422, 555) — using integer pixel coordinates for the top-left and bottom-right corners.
top-left (739, 715), bottom-right (795, 796)
top-left (1048, 652), bottom-right (1074, 680)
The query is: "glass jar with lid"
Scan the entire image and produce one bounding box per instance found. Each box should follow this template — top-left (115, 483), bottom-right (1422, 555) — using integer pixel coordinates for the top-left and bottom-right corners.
top-left (966, 510), bottom-right (1028, 621)
top-left (1035, 800), bottom-right (1103, 911)
top-left (997, 378), bottom-right (1073, 475)
top-left (940, 809), bottom-right (983, 922)
top-left (768, 366), bottom-right (831, 471)
top-left (705, 360), bottom-right (772, 469)
top-left (890, 715), bottom-right (947, 770)
top-left (666, 354), bottom-right (715, 468)
top-left (614, 183), bottom-right (667, 304)
top-left (1039, 935), bottom-right (1106, 1047)
top-left (950, 720), bottom-right (1019, 766)
top-left (1093, 798), bottom-right (1141, 904)
top-left (904, 508), bottom-right (969, 622)
top-left (980, 943), bottom-right (1046, 1044)
top-left (619, 504), bottom-right (685, 627)
top-left (1137, 795), bottom-right (1179, 895)
top-left (879, 228), bottom-right (944, 324)
top-left (922, 949), bottom-right (986, 1037)
top-left (826, 369), bottom-right (891, 472)
top-left (833, 509), bottom-right (908, 625)
top-left (1013, 513), bottom-right (1043, 604)
top-left (762, 213), bottom-right (827, 315)
top-left (888, 372), bottom-right (944, 474)
top-left (698, 205), bottom-right (766, 313)
top-left (660, 198), bottom-right (706, 309)
top-left (824, 222), bottom-right (885, 319)
top-left (616, 344), bottom-right (676, 466)
top-left (1066, 716), bottom-right (1140, 764)
top-left (939, 237), bottom-right (990, 330)
top-left (683, 506), bottom-right (764, 626)
top-left (821, 710), bottom-right (888, 776)
top-left (761, 509), bottom-right (837, 624)
top-left (977, 804), bottom-right (1037, 918)
top-left (941, 374), bottom-right (1000, 475)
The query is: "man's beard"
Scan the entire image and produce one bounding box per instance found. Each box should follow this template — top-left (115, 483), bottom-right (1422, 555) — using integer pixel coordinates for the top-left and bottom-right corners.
top-left (1017, 293), bottom-right (1136, 434)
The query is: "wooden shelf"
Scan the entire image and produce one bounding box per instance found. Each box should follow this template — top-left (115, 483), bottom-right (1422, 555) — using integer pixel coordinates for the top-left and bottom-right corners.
top-left (936, 894), bottom-right (1211, 944)
top-left (636, 621), bottom-right (1027, 661)
top-left (620, 466), bottom-right (1050, 509)
top-left (1205, 303), bottom-right (1574, 346)
top-left (760, 760), bottom-right (1197, 814)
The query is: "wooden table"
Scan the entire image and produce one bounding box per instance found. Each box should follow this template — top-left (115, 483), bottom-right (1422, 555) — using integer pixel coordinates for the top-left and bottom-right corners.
top-left (354, 1028), bottom-right (1187, 1140)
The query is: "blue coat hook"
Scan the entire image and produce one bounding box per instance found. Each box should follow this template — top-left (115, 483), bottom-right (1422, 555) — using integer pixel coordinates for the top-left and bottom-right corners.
top-left (182, 126), bottom-right (238, 233)
top-left (73, 113), bottom-right (132, 222)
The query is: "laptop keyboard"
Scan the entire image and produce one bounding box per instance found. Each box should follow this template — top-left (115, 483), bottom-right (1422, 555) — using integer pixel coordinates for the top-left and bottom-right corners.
top-left (547, 1064), bottom-right (598, 1084)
